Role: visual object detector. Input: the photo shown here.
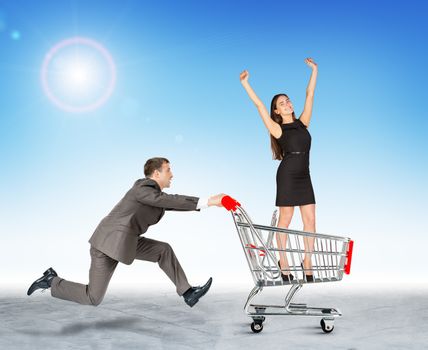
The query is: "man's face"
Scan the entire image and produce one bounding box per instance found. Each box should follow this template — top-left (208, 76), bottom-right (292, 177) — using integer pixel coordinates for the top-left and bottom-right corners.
top-left (153, 162), bottom-right (173, 189)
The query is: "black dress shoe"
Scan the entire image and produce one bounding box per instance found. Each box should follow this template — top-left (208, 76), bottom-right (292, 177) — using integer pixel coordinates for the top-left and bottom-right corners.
top-left (305, 274), bottom-right (314, 282)
top-left (278, 261), bottom-right (294, 282)
top-left (27, 268), bottom-right (58, 296)
top-left (301, 263), bottom-right (314, 283)
top-left (183, 277), bottom-right (212, 307)
top-left (281, 273), bottom-right (294, 282)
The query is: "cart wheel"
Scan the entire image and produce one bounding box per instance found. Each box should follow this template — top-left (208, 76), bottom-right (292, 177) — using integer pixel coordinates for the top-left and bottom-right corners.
top-left (320, 319), bottom-right (334, 333)
top-left (251, 321), bottom-right (264, 333)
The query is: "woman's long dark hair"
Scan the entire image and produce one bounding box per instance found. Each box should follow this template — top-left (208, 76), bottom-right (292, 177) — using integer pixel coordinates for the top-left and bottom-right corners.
top-left (270, 94), bottom-right (296, 160)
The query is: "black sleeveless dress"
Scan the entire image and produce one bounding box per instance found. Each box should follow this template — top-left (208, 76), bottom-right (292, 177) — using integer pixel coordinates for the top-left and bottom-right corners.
top-left (275, 119), bottom-right (316, 207)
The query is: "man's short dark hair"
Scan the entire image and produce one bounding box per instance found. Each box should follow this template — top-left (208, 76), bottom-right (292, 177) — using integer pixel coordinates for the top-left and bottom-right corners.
top-left (144, 157), bottom-right (169, 177)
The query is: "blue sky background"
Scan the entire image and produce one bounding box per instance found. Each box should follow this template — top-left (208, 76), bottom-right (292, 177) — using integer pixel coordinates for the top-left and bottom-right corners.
top-left (0, 0), bottom-right (427, 288)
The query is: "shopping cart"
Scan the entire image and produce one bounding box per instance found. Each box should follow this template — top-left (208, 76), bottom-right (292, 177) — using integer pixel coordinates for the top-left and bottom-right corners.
top-left (221, 196), bottom-right (354, 334)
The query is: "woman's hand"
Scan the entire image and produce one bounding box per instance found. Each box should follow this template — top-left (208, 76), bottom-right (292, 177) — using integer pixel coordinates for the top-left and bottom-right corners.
top-left (304, 58), bottom-right (318, 70)
top-left (239, 70), bottom-right (249, 83)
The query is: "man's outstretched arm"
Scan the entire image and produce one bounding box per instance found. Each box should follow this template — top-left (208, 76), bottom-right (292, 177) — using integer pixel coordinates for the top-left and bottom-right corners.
top-left (135, 187), bottom-right (225, 211)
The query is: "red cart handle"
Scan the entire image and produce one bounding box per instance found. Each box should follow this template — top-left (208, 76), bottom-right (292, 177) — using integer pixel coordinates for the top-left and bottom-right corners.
top-left (344, 240), bottom-right (354, 275)
top-left (221, 195), bottom-right (241, 212)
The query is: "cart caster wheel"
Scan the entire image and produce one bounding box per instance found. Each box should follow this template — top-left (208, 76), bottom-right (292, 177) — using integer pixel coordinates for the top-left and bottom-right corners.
top-left (320, 319), bottom-right (334, 333)
top-left (251, 321), bottom-right (264, 333)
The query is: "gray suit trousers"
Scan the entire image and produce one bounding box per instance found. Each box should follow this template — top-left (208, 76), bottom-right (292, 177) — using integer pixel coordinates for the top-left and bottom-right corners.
top-left (50, 237), bottom-right (191, 306)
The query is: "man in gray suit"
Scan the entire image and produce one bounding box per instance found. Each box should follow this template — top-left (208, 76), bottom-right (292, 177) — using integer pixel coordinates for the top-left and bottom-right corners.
top-left (27, 157), bottom-right (225, 307)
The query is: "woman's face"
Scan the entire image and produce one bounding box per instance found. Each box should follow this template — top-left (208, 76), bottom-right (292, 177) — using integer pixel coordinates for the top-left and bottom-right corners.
top-left (275, 95), bottom-right (294, 116)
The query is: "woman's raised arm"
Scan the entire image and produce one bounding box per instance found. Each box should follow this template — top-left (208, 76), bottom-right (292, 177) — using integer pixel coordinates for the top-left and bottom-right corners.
top-left (240, 70), bottom-right (282, 139)
top-left (299, 58), bottom-right (318, 127)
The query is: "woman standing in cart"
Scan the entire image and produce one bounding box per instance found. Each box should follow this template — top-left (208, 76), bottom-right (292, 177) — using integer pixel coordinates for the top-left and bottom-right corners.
top-left (239, 58), bottom-right (318, 282)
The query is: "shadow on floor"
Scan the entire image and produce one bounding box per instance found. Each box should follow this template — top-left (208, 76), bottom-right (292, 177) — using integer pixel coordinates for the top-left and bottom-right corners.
top-left (16, 316), bottom-right (141, 336)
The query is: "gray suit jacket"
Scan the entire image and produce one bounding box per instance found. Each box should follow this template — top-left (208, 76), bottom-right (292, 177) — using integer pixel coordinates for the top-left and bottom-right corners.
top-left (89, 178), bottom-right (199, 264)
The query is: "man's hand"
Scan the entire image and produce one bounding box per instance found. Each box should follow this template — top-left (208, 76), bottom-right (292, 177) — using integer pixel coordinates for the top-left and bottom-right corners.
top-left (208, 193), bottom-right (227, 207)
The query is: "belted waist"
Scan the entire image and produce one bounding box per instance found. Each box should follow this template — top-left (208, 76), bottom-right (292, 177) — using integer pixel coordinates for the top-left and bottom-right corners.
top-left (285, 151), bottom-right (307, 155)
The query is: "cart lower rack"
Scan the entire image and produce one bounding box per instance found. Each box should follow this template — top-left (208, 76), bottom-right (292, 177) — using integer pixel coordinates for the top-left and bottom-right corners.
top-left (222, 196), bottom-right (354, 333)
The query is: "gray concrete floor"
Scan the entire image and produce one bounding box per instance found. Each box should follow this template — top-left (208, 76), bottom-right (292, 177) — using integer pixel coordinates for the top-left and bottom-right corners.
top-left (1, 283), bottom-right (427, 349)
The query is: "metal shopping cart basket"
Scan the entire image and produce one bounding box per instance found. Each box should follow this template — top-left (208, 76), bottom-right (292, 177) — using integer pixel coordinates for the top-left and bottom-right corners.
top-left (221, 196), bottom-right (354, 334)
